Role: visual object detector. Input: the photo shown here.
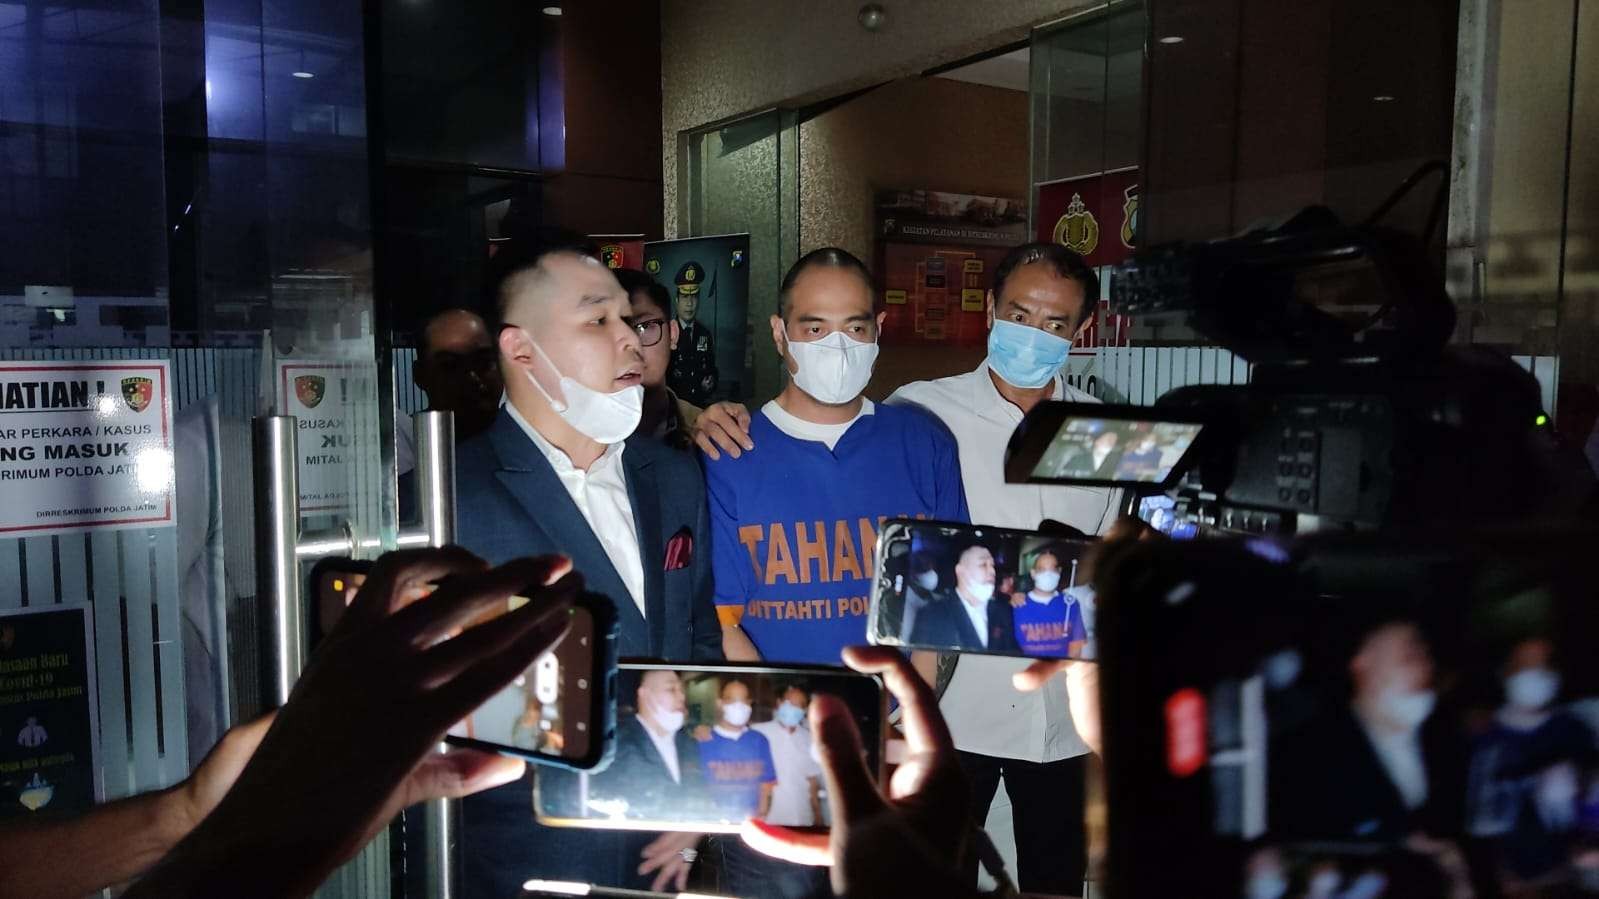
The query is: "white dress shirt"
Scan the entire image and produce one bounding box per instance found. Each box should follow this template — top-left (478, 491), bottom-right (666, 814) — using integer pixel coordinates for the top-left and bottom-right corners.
top-left (959, 593), bottom-right (991, 648)
top-left (888, 361), bottom-right (1119, 764)
top-left (752, 718), bottom-right (825, 826)
top-left (641, 718), bottom-right (682, 783)
top-left (505, 402), bottom-right (647, 617)
top-left (1360, 719), bottom-right (1429, 810)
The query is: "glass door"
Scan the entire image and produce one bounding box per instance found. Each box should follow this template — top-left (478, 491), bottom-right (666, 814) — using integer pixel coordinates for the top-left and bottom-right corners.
top-left (0, 3), bottom-right (395, 896)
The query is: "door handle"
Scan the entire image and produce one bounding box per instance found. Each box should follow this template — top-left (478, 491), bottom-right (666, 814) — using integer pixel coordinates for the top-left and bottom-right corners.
top-left (252, 409), bottom-right (459, 897)
top-left (252, 410), bottom-right (458, 704)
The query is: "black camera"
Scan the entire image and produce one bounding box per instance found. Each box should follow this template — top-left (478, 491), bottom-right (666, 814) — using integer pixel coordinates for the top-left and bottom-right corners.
top-left (1009, 204), bottom-right (1588, 534)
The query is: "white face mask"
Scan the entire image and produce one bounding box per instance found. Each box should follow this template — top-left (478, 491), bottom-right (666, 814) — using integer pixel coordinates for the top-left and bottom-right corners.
top-left (1505, 667), bottom-right (1560, 711)
top-left (785, 330), bottom-right (879, 405)
top-left (721, 701), bottom-right (752, 727)
top-left (653, 707), bottom-right (686, 732)
top-left (1377, 686), bottom-right (1436, 730)
top-left (915, 571), bottom-right (939, 591)
top-left (963, 579), bottom-right (996, 602)
top-left (1245, 872), bottom-right (1288, 899)
top-left (1032, 570), bottom-right (1062, 593)
top-left (520, 330), bottom-right (643, 444)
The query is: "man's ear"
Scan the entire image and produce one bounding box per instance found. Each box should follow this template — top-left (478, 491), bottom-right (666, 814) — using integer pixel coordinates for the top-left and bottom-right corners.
top-left (1074, 302), bottom-right (1097, 342)
top-left (875, 310), bottom-right (887, 334)
top-left (498, 325), bottom-right (533, 369)
top-left (669, 319), bottom-right (681, 352)
top-left (769, 314), bottom-right (787, 357)
top-left (985, 291), bottom-right (996, 329)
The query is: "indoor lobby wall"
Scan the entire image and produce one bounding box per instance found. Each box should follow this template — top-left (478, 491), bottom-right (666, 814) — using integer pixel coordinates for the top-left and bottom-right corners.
top-left (798, 76), bottom-right (1029, 393)
top-left (660, 0), bottom-right (1099, 237)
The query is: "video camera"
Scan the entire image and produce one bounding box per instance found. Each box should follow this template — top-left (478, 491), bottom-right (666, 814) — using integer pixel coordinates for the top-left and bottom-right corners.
top-left (1011, 202), bottom-right (1587, 534)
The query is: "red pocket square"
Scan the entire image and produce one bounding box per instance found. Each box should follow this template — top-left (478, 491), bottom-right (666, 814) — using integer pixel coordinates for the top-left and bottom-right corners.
top-left (664, 528), bottom-right (694, 571)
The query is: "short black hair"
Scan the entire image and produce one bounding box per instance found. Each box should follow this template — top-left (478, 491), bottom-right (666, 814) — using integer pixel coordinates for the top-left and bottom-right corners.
top-left (614, 267), bottom-right (672, 319)
top-left (778, 247), bottom-right (875, 319)
top-left (782, 682), bottom-right (811, 700)
top-left (417, 307), bottom-right (488, 361)
top-left (991, 242), bottom-right (1101, 329)
top-left (486, 227), bottom-right (602, 325)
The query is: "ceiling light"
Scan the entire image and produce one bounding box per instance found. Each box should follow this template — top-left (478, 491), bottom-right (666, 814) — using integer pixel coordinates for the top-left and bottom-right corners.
top-left (1158, 35), bottom-right (1184, 44)
top-left (541, 5), bottom-right (562, 14)
top-left (1373, 94), bottom-right (1396, 102)
top-left (292, 71), bottom-right (314, 79)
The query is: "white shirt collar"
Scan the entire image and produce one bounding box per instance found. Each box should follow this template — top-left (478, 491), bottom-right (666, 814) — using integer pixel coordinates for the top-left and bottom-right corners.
top-left (713, 724), bottom-right (747, 740)
top-left (1027, 589), bottom-right (1062, 605)
top-left (761, 398), bottom-right (874, 450)
top-left (504, 399), bottom-right (625, 474)
top-left (972, 360), bottom-right (1064, 425)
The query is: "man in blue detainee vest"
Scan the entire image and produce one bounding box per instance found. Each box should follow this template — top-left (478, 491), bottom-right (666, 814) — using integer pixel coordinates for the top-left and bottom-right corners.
top-left (704, 247), bottom-right (969, 669)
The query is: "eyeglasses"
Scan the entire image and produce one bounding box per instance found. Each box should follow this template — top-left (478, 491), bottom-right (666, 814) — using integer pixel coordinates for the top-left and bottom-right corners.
top-left (631, 318), bottom-right (666, 347)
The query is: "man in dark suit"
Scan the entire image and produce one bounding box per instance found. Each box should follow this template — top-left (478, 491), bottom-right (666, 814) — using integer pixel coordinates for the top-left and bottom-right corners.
top-left (588, 670), bottom-right (709, 820)
top-left (910, 545), bottom-right (1020, 653)
top-left (456, 239), bottom-right (723, 897)
top-left (1271, 618), bottom-right (1465, 845)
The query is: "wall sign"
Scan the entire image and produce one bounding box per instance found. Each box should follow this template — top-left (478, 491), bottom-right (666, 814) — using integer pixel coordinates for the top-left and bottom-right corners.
top-left (0, 604), bottom-right (100, 821)
top-left (0, 362), bottom-right (174, 537)
top-left (276, 360), bottom-right (376, 513)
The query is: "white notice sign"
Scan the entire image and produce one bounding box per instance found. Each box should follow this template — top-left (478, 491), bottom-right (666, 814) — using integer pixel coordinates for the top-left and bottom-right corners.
top-left (275, 360), bottom-right (375, 513)
top-left (0, 362), bottom-right (175, 536)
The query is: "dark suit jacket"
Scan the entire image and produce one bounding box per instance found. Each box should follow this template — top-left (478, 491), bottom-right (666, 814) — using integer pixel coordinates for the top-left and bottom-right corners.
top-left (1270, 704), bottom-right (1465, 843)
top-left (909, 594), bottom-right (1021, 653)
top-left (454, 409), bottom-right (723, 661)
top-left (456, 409), bottom-right (723, 896)
top-left (590, 715), bottom-right (708, 820)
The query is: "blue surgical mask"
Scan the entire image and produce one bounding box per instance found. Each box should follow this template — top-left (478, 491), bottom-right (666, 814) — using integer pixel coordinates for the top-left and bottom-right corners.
top-left (775, 701), bottom-right (806, 727)
top-left (987, 319), bottom-right (1073, 389)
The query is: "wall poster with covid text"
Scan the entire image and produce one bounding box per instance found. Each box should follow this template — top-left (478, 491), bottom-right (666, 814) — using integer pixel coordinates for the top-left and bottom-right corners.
top-left (0, 361), bottom-right (175, 538)
top-left (0, 604), bottom-right (100, 822)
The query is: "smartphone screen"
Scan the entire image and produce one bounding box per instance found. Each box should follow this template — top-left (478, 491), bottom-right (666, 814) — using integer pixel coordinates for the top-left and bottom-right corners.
top-left (308, 561), bottom-right (616, 769)
top-left (1100, 531), bottom-right (1599, 898)
top-left (870, 519), bottom-right (1097, 660)
top-left (534, 663), bottom-right (885, 833)
top-left (446, 598), bottom-right (598, 763)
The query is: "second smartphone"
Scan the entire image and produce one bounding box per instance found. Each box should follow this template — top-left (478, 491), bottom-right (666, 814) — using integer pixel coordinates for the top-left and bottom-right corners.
top-left (869, 518), bottom-right (1099, 660)
top-left (534, 662), bottom-right (886, 833)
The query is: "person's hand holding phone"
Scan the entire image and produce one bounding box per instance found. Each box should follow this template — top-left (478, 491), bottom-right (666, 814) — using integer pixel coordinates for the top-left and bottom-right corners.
top-left (741, 646), bottom-right (976, 899)
top-left (128, 548), bottom-right (580, 899)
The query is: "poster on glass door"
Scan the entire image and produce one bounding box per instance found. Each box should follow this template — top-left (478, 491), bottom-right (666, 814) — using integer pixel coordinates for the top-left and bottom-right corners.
top-left (275, 360), bottom-right (378, 514)
top-left (0, 603), bottom-right (101, 822)
top-left (0, 361), bottom-right (175, 537)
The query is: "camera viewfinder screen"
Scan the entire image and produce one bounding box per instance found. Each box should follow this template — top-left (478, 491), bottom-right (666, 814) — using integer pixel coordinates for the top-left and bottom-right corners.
top-left (1033, 416), bottom-right (1202, 484)
top-left (535, 666), bottom-right (882, 833)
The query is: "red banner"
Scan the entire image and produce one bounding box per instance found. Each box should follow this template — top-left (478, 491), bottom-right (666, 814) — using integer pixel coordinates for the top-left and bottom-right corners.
top-left (1035, 168), bottom-right (1139, 269)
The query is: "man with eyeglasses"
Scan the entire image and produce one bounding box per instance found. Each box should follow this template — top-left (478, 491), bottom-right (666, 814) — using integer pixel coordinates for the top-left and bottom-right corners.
top-left (616, 268), bottom-right (703, 450)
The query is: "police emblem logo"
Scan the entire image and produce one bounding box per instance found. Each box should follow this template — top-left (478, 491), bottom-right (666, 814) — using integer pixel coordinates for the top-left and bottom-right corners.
top-left (120, 376), bottom-right (153, 413)
top-left (295, 375), bottom-right (327, 409)
top-left (646, 258), bottom-right (661, 274)
top-left (1052, 192), bottom-right (1100, 257)
top-left (600, 244), bottom-right (624, 269)
top-left (684, 267), bottom-right (697, 283)
top-left (1121, 185), bottom-right (1139, 249)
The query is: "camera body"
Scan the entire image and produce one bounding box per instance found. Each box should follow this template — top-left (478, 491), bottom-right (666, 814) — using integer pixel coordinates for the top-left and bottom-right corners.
top-left (1110, 208), bottom-right (1570, 534)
